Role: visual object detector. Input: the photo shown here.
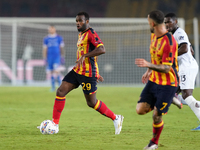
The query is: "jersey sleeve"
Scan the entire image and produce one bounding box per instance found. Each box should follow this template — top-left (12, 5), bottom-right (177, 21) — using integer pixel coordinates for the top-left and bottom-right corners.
top-left (43, 37), bottom-right (47, 48)
top-left (174, 29), bottom-right (189, 45)
top-left (162, 38), bottom-right (174, 66)
top-left (88, 30), bottom-right (104, 48)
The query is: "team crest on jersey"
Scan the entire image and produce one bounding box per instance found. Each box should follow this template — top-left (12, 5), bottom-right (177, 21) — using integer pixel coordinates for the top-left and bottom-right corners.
top-left (78, 35), bottom-right (84, 44)
top-left (157, 44), bottom-right (161, 50)
top-left (179, 36), bottom-right (184, 40)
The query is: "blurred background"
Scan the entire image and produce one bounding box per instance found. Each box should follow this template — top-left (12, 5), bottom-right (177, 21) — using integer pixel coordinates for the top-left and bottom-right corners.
top-left (0, 0), bottom-right (199, 18)
top-left (0, 0), bottom-right (199, 87)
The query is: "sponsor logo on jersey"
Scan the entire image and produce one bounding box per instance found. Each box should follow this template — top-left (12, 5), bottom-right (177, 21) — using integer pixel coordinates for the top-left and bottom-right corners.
top-left (179, 36), bottom-right (184, 40)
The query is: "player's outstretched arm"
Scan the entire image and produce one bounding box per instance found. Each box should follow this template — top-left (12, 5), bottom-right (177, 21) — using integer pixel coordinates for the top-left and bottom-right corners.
top-left (135, 58), bottom-right (171, 73)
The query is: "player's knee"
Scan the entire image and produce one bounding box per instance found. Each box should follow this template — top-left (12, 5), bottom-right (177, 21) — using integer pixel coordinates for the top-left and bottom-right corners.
top-left (136, 103), bottom-right (148, 115)
top-left (56, 87), bottom-right (66, 97)
top-left (136, 107), bottom-right (146, 115)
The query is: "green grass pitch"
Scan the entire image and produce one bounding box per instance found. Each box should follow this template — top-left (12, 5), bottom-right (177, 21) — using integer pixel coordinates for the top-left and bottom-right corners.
top-left (1, 86), bottom-right (200, 150)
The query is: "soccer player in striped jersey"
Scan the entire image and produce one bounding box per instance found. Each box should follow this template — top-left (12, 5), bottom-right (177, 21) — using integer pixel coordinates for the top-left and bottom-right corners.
top-left (43, 25), bottom-right (65, 91)
top-left (165, 13), bottom-right (200, 130)
top-left (50, 12), bottom-right (124, 134)
top-left (135, 10), bottom-right (179, 150)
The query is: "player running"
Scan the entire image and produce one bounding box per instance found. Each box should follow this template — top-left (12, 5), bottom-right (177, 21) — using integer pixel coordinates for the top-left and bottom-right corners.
top-left (165, 13), bottom-right (200, 130)
top-left (43, 25), bottom-right (65, 91)
top-left (47, 12), bottom-right (124, 134)
top-left (135, 10), bottom-right (179, 149)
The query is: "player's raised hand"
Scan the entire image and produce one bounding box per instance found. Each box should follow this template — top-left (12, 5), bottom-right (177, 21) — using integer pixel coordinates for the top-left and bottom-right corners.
top-left (97, 75), bottom-right (104, 83)
top-left (135, 58), bottom-right (149, 68)
top-left (75, 55), bottom-right (85, 66)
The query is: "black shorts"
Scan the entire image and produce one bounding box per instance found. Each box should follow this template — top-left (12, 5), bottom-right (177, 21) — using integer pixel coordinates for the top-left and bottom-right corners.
top-left (138, 81), bottom-right (178, 115)
top-left (62, 70), bottom-right (97, 95)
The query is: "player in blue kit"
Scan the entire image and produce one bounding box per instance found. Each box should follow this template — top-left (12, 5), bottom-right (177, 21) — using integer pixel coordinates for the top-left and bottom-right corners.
top-left (43, 25), bottom-right (65, 91)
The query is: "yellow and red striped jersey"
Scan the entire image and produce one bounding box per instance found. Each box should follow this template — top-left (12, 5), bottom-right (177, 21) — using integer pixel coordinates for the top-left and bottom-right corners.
top-left (149, 32), bottom-right (179, 86)
top-left (73, 28), bottom-right (103, 77)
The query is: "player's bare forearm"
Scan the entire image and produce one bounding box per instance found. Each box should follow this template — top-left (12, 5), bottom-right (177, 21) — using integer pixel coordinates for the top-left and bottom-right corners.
top-left (60, 47), bottom-right (65, 57)
top-left (178, 43), bottom-right (188, 56)
top-left (148, 63), bottom-right (170, 73)
top-left (76, 46), bottom-right (105, 66)
top-left (84, 45), bottom-right (105, 58)
top-left (43, 47), bottom-right (47, 59)
top-left (135, 58), bottom-right (170, 73)
top-left (146, 68), bottom-right (152, 74)
top-left (190, 45), bottom-right (194, 56)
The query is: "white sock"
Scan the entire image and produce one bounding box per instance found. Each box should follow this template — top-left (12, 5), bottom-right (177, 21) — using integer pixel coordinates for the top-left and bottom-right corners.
top-left (185, 96), bottom-right (200, 121)
top-left (177, 95), bottom-right (188, 105)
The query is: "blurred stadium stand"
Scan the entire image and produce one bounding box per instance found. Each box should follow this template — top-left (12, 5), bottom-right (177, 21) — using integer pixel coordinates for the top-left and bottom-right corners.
top-left (0, 0), bottom-right (198, 47)
top-left (0, 0), bottom-right (199, 19)
top-left (0, 0), bottom-right (198, 49)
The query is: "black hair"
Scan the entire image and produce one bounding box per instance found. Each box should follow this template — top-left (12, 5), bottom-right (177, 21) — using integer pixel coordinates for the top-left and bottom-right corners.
top-left (148, 10), bottom-right (165, 24)
top-left (77, 12), bottom-right (89, 20)
top-left (165, 13), bottom-right (177, 20)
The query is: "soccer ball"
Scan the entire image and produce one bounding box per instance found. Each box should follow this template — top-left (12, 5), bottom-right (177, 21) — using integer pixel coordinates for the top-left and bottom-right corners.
top-left (39, 120), bottom-right (59, 134)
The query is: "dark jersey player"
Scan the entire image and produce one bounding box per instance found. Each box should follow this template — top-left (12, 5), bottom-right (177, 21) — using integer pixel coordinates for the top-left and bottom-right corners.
top-left (135, 10), bottom-right (179, 149)
top-left (47, 12), bottom-right (124, 135)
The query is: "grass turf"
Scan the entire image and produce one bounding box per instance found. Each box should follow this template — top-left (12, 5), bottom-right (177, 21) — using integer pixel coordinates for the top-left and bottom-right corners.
top-left (1, 86), bottom-right (200, 150)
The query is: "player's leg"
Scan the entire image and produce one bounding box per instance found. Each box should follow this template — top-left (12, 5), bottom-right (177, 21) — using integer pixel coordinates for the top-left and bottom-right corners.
top-left (182, 89), bottom-right (200, 130)
top-left (52, 81), bottom-right (76, 124)
top-left (176, 94), bottom-right (188, 105)
top-left (84, 93), bottom-right (124, 134)
top-left (50, 71), bottom-right (56, 91)
top-left (52, 61), bottom-right (62, 87)
top-left (144, 84), bottom-right (176, 149)
top-left (179, 67), bottom-right (200, 129)
top-left (172, 86), bottom-right (183, 109)
top-left (136, 102), bottom-right (152, 114)
top-left (52, 70), bottom-right (79, 125)
top-left (53, 70), bottom-right (62, 86)
top-left (136, 81), bottom-right (155, 115)
top-left (46, 60), bottom-right (56, 91)
top-left (144, 107), bottom-right (162, 150)
top-left (84, 93), bottom-right (116, 120)
top-left (81, 75), bottom-right (123, 134)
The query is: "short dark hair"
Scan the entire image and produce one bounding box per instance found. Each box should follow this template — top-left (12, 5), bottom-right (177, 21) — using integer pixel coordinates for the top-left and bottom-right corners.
top-left (77, 12), bottom-right (89, 20)
top-left (165, 13), bottom-right (177, 20)
top-left (148, 10), bottom-right (164, 24)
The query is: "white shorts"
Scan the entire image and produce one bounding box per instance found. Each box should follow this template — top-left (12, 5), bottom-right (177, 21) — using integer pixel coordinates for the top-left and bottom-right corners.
top-left (179, 65), bottom-right (198, 90)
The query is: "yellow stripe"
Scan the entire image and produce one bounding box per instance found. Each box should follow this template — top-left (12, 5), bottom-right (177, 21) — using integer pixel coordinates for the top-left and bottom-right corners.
top-left (96, 43), bottom-right (104, 48)
top-left (153, 120), bottom-right (164, 128)
top-left (85, 57), bottom-right (89, 77)
top-left (89, 90), bottom-right (97, 95)
top-left (160, 40), bottom-right (166, 51)
top-left (56, 96), bottom-right (66, 99)
top-left (94, 100), bottom-right (100, 110)
top-left (163, 62), bottom-right (172, 66)
top-left (161, 73), bottom-right (166, 85)
top-left (154, 71), bottom-right (159, 84)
